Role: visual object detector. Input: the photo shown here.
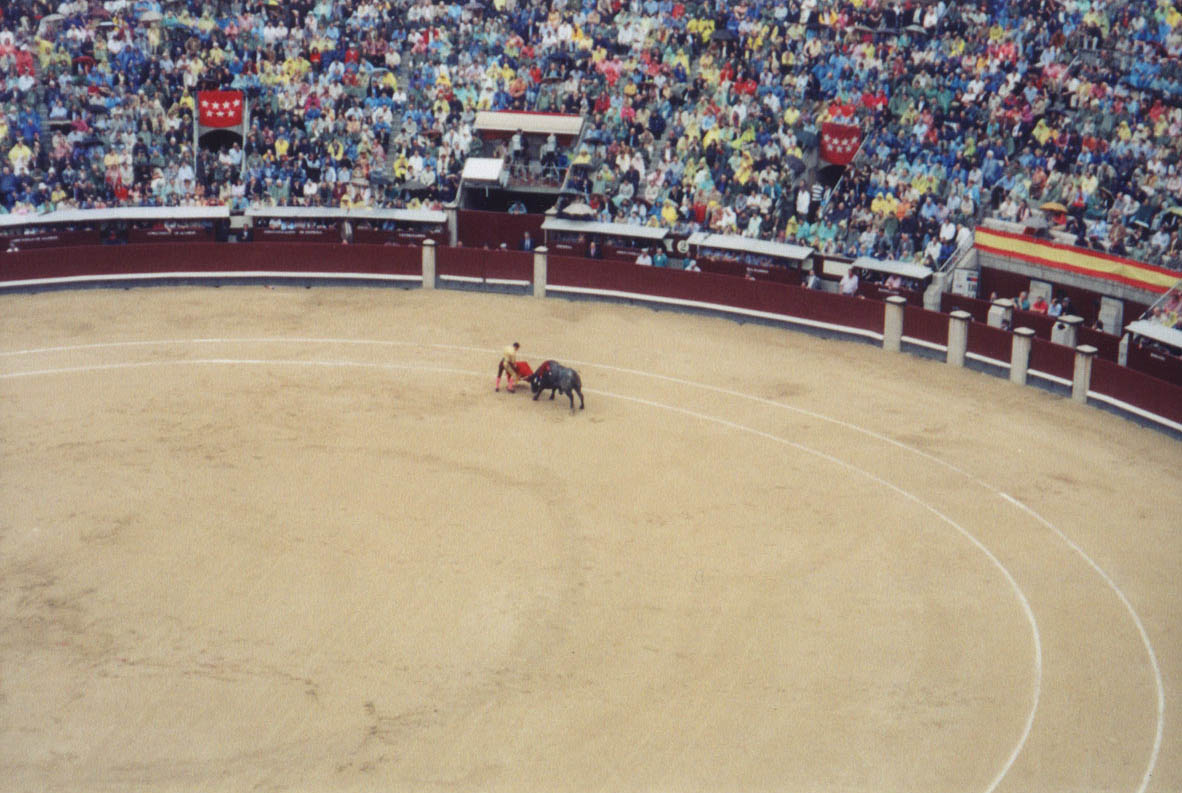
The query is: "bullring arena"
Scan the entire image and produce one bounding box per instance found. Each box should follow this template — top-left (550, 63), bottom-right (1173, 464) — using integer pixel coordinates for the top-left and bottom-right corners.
top-left (1, 282), bottom-right (1179, 793)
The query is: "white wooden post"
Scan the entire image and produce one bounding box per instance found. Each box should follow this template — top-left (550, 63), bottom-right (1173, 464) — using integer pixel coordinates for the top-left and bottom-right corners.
top-left (987, 298), bottom-right (1013, 329)
top-left (883, 295), bottom-right (906, 353)
top-left (1010, 327), bottom-right (1035, 385)
top-left (1073, 344), bottom-right (1097, 404)
top-left (532, 245), bottom-right (548, 298)
top-left (421, 238), bottom-right (436, 290)
top-left (947, 310), bottom-right (971, 367)
top-left (1052, 314), bottom-right (1083, 348)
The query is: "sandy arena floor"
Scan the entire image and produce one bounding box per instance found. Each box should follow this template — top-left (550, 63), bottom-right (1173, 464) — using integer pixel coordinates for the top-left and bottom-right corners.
top-left (1, 286), bottom-right (1179, 793)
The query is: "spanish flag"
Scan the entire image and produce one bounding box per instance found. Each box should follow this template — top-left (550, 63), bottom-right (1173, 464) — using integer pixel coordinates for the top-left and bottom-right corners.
top-left (975, 227), bottom-right (1178, 295)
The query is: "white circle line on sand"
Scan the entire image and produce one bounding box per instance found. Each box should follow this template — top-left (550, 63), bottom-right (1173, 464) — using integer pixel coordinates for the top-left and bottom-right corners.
top-left (998, 494), bottom-right (1165, 793)
top-left (565, 355), bottom-right (1167, 793)
top-left (0, 354), bottom-right (1042, 793)
top-left (592, 384), bottom-right (1043, 793)
top-left (2, 337), bottom-right (1166, 792)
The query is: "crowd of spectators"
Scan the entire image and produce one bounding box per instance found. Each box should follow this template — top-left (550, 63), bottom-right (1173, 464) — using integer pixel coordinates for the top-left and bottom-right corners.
top-left (1, 0), bottom-right (1181, 272)
top-left (807, 0), bottom-right (1182, 269)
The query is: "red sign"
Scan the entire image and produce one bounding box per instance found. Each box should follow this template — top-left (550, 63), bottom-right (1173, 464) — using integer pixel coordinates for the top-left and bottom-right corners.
top-left (197, 90), bottom-right (244, 128)
top-left (820, 122), bottom-right (862, 166)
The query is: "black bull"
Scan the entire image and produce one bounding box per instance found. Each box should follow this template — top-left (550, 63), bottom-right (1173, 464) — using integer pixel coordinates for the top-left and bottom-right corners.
top-left (528, 360), bottom-right (585, 412)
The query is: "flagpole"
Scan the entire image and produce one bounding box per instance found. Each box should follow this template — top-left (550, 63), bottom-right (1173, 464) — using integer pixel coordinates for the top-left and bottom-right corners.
top-left (192, 93), bottom-right (199, 203)
top-left (240, 93), bottom-right (249, 191)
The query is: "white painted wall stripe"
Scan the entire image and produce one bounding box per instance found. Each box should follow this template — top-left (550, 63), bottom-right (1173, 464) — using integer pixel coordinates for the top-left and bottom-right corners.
top-left (1088, 392), bottom-right (1182, 434)
top-left (0, 271), bottom-right (421, 289)
top-left (439, 275), bottom-right (530, 287)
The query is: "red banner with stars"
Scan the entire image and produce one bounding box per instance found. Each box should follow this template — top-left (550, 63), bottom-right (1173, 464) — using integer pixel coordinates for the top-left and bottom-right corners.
top-left (820, 122), bottom-right (862, 166)
top-left (197, 90), bottom-right (244, 128)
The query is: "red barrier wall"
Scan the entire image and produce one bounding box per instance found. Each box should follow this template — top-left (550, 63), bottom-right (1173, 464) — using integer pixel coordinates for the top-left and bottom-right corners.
top-left (858, 283), bottom-right (925, 305)
top-left (352, 229), bottom-right (447, 246)
top-left (1126, 341), bottom-right (1182, 387)
top-left (548, 256), bottom-right (885, 335)
top-left (457, 209), bottom-right (543, 250)
top-left (6, 230), bottom-right (103, 250)
top-left (1028, 337), bottom-right (1076, 381)
top-left (697, 257), bottom-right (747, 278)
top-left (128, 228), bottom-right (215, 244)
top-left (1076, 326), bottom-right (1121, 362)
top-left (795, 291), bottom-right (886, 335)
top-left (941, 293), bottom-right (992, 323)
top-left (965, 321), bottom-right (1013, 364)
top-left (752, 266), bottom-right (802, 286)
top-left (1011, 308), bottom-right (1057, 338)
top-left (437, 246), bottom-right (531, 282)
top-left (697, 257), bottom-right (804, 286)
top-left (550, 254), bottom-right (754, 304)
top-left (903, 306), bottom-right (949, 348)
top-left (256, 229), bottom-right (339, 243)
top-left (0, 242), bottom-right (423, 281)
top-left (1092, 358), bottom-right (1182, 425)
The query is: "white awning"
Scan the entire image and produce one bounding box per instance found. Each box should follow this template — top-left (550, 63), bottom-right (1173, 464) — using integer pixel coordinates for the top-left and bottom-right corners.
top-left (542, 217), bottom-right (668, 241)
top-left (0, 205), bottom-right (230, 228)
top-left (244, 207), bottom-right (446, 223)
top-left (461, 157), bottom-right (506, 183)
top-left (475, 111), bottom-right (585, 137)
top-left (1125, 319), bottom-right (1182, 351)
top-left (852, 256), bottom-right (933, 280)
top-left (245, 206), bottom-right (347, 219)
top-left (347, 208), bottom-right (446, 224)
top-left (688, 232), bottom-right (812, 262)
top-left (980, 217), bottom-right (1028, 235)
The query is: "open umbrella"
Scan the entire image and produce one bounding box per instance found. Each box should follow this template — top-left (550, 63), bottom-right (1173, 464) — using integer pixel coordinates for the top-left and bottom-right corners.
top-left (37, 13), bottom-right (64, 35)
top-left (560, 201), bottom-right (595, 218)
top-left (710, 28), bottom-right (738, 42)
top-left (1039, 201), bottom-right (1068, 213)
